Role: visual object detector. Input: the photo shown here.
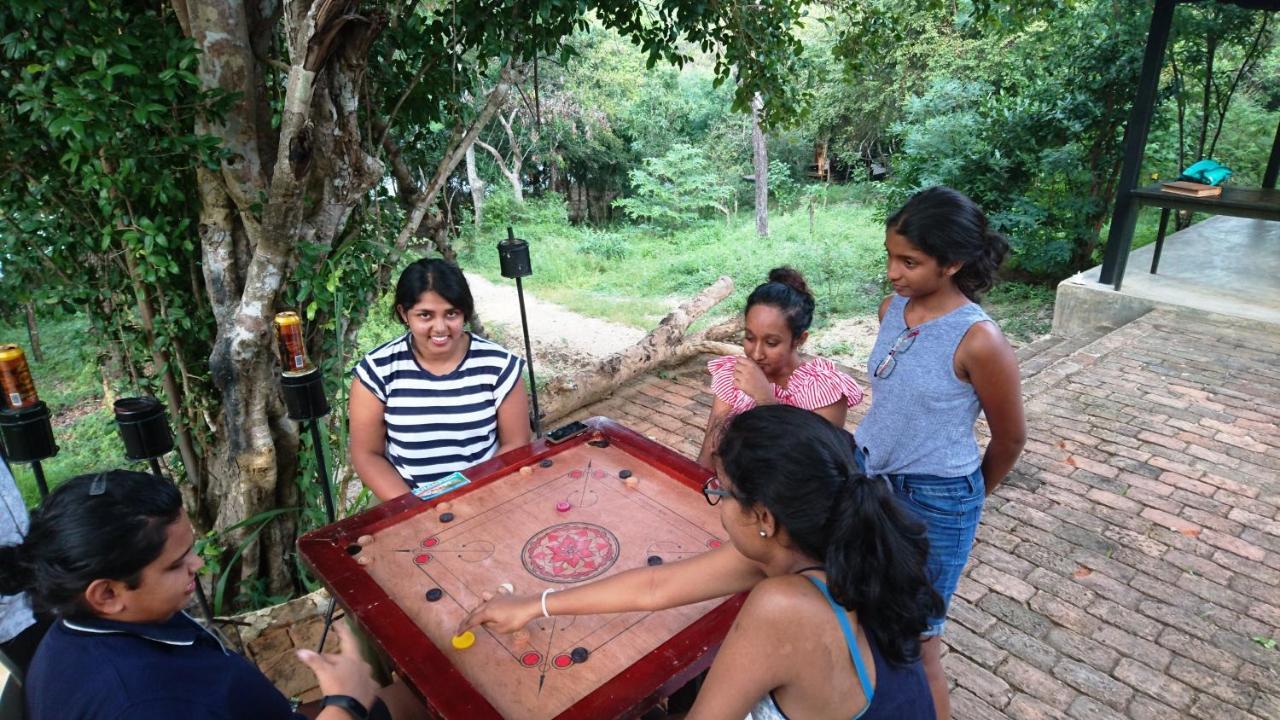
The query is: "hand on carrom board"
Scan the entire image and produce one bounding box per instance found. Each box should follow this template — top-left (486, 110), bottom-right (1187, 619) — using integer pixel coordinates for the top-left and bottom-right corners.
top-left (458, 594), bottom-right (543, 635)
top-left (295, 621), bottom-right (380, 709)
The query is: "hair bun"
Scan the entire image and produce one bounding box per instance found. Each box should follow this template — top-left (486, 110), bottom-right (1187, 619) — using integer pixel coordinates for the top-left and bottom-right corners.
top-left (767, 266), bottom-right (812, 299)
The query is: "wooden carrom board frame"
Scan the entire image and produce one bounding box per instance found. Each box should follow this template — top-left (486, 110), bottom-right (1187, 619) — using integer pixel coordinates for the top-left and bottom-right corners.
top-left (299, 417), bottom-right (746, 719)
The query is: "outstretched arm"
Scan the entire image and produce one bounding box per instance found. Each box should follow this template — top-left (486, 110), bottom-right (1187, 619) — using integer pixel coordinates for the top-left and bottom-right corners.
top-left (458, 545), bottom-right (765, 635)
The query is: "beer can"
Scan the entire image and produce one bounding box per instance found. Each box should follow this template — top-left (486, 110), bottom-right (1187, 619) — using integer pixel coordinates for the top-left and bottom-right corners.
top-left (0, 344), bottom-right (39, 409)
top-left (273, 311), bottom-right (313, 373)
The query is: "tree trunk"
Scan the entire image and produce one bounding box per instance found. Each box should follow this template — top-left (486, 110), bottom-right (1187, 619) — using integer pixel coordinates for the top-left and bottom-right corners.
top-left (541, 277), bottom-right (735, 422)
top-left (23, 302), bottom-right (41, 363)
top-left (184, 0), bottom-right (386, 595)
top-left (466, 144), bottom-right (485, 227)
top-left (751, 93), bottom-right (768, 238)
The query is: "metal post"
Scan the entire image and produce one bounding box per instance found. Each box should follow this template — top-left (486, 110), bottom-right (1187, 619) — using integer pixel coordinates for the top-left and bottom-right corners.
top-left (309, 420), bottom-right (337, 524)
top-left (515, 276), bottom-right (542, 438)
top-left (306, 418), bottom-right (342, 654)
top-left (1099, 0), bottom-right (1177, 290)
top-left (148, 457), bottom-right (217, 624)
top-left (1264, 118), bottom-right (1280, 190)
top-left (31, 460), bottom-right (48, 499)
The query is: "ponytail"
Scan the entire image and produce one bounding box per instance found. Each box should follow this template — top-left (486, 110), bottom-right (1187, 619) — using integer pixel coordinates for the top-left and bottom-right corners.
top-left (824, 473), bottom-right (942, 665)
top-left (887, 186), bottom-right (1008, 301)
top-left (952, 225), bottom-right (1009, 301)
top-left (0, 543), bottom-right (34, 596)
top-left (10, 471), bottom-right (182, 617)
top-left (718, 405), bottom-right (940, 666)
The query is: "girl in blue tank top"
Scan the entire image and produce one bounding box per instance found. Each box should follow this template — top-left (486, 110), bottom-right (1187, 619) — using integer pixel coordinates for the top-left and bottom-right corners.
top-left (855, 186), bottom-right (1027, 719)
top-left (461, 405), bottom-right (939, 720)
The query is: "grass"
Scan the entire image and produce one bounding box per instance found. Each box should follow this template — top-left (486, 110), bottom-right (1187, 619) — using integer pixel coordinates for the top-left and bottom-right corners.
top-left (458, 193), bottom-right (893, 333)
top-left (457, 190), bottom-right (1056, 343)
top-left (0, 313), bottom-right (121, 506)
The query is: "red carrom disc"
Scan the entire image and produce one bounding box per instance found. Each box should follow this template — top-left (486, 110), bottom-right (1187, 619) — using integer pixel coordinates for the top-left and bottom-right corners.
top-left (569, 470), bottom-right (584, 479)
top-left (422, 537), bottom-right (439, 548)
top-left (707, 539), bottom-right (722, 549)
top-left (553, 654), bottom-right (573, 669)
top-left (414, 553), bottom-right (432, 564)
top-left (520, 652), bottom-right (541, 667)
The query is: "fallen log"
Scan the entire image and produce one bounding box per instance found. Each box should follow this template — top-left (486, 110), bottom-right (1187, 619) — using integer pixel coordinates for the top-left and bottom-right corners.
top-left (701, 315), bottom-right (743, 342)
top-left (540, 276), bottom-right (734, 422)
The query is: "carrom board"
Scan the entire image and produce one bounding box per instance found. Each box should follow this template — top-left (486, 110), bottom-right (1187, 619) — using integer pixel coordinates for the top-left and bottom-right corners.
top-left (299, 417), bottom-right (745, 719)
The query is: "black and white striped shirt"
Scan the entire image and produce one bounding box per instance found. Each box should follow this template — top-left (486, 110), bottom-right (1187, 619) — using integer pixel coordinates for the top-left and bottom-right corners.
top-left (353, 333), bottom-right (525, 491)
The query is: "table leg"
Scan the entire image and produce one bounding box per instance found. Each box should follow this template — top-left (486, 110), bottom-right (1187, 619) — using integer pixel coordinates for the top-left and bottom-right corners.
top-left (1150, 208), bottom-right (1171, 274)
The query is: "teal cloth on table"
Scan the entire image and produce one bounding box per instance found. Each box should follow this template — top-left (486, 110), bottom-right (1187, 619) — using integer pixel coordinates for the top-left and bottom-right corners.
top-left (1178, 159), bottom-right (1233, 186)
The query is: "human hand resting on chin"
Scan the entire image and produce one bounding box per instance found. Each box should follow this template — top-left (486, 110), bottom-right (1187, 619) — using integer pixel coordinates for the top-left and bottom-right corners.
top-left (733, 358), bottom-right (774, 405)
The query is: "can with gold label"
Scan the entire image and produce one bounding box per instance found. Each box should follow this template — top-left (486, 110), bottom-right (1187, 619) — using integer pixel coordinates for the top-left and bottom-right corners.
top-left (273, 311), bottom-right (314, 374)
top-left (0, 344), bottom-right (39, 409)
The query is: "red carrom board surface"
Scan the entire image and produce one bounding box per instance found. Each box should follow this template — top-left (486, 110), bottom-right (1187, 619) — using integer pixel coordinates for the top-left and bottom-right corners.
top-left (299, 417), bottom-right (744, 719)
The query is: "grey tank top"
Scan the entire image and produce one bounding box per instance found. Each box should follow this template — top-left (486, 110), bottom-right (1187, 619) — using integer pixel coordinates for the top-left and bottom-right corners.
top-left (855, 294), bottom-right (992, 477)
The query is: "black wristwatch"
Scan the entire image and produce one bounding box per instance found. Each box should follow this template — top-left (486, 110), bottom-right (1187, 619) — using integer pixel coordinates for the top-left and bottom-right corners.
top-left (320, 695), bottom-right (391, 720)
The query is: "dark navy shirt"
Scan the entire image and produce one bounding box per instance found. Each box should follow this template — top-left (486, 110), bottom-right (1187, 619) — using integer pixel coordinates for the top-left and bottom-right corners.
top-left (25, 612), bottom-right (301, 720)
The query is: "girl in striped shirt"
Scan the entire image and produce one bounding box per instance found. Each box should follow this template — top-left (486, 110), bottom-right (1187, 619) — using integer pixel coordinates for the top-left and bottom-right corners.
top-left (697, 267), bottom-right (863, 467)
top-left (349, 259), bottom-right (531, 501)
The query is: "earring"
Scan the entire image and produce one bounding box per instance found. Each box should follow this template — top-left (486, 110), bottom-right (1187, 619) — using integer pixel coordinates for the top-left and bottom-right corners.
top-left (758, 530), bottom-right (767, 537)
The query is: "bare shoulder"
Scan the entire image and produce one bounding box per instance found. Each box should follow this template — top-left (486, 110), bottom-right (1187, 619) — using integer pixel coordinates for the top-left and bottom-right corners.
top-left (876, 295), bottom-right (895, 323)
top-left (739, 575), bottom-right (831, 632)
top-left (960, 319), bottom-right (1015, 361)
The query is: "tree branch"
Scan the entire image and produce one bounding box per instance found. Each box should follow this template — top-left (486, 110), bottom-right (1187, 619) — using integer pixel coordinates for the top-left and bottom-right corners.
top-left (475, 138), bottom-right (514, 180)
top-left (389, 63), bottom-right (521, 252)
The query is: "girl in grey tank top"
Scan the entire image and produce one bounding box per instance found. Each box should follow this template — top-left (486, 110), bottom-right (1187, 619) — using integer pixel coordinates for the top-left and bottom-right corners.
top-left (853, 187), bottom-right (1026, 720)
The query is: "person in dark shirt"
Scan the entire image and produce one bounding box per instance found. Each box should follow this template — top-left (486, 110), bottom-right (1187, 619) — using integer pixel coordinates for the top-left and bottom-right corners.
top-left (0, 470), bottom-right (412, 720)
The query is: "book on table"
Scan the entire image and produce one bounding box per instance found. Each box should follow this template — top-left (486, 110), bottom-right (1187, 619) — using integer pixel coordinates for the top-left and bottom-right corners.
top-left (1161, 180), bottom-right (1222, 197)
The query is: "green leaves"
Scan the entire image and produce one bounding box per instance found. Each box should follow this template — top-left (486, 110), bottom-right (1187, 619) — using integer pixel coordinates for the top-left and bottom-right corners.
top-left (615, 144), bottom-right (735, 226)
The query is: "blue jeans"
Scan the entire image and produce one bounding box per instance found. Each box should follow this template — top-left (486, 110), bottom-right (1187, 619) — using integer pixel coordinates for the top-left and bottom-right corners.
top-left (854, 447), bottom-right (984, 637)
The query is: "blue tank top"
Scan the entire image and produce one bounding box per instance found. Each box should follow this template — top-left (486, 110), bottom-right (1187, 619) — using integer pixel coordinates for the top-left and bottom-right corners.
top-left (855, 294), bottom-right (992, 477)
top-left (745, 575), bottom-right (933, 720)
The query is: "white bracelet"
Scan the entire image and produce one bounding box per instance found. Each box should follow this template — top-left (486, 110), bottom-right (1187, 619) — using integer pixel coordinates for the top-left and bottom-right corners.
top-left (541, 588), bottom-right (555, 618)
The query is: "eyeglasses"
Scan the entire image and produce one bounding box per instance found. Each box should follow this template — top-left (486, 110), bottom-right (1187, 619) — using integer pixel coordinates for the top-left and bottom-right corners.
top-left (702, 476), bottom-right (733, 506)
top-left (874, 328), bottom-right (920, 379)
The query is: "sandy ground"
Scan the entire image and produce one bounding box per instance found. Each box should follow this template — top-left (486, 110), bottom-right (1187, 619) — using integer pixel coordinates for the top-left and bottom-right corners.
top-left (467, 273), bottom-right (646, 378)
top-left (807, 315), bottom-right (881, 372)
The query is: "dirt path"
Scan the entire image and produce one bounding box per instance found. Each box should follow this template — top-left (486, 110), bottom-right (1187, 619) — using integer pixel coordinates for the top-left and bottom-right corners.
top-left (470, 271), bottom-right (888, 378)
top-left (467, 273), bottom-right (646, 376)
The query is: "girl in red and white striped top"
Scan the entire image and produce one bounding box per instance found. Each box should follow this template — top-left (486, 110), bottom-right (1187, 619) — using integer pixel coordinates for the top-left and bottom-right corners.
top-left (697, 267), bottom-right (863, 467)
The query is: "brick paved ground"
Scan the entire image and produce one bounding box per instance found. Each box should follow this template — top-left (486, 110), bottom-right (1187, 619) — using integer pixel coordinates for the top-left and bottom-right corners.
top-left (253, 305), bottom-right (1279, 716)
top-left (568, 306), bottom-right (1280, 719)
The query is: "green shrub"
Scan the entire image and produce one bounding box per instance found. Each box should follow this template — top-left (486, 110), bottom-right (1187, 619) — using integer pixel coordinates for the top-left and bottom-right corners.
top-left (575, 230), bottom-right (629, 261)
top-left (614, 144), bottom-right (734, 227)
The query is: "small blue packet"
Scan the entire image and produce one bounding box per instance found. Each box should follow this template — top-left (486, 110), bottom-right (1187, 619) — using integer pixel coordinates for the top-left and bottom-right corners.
top-left (1178, 159), bottom-right (1233, 186)
top-left (412, 471), bottom-right (471, 501)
